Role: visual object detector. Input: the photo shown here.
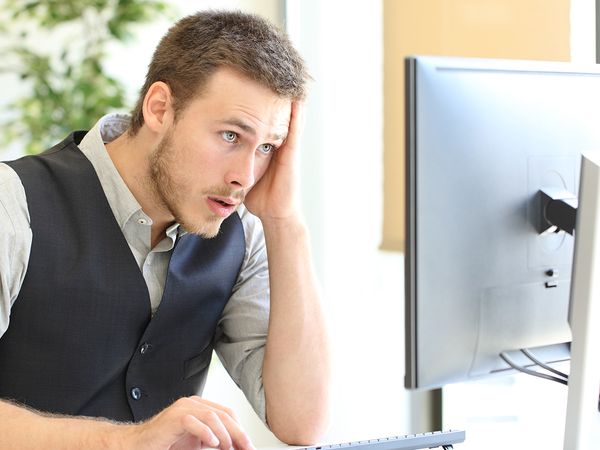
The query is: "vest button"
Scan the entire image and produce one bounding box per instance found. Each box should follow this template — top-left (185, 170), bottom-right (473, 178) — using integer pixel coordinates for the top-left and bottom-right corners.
top-left (140, 343), bottom-right (151, 355)
top-left (130, 387), bottom-right (142, 401)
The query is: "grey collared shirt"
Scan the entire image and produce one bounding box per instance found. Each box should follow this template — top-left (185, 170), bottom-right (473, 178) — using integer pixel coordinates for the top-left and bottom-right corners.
top-left (0, 114), bottom-right (270, 421)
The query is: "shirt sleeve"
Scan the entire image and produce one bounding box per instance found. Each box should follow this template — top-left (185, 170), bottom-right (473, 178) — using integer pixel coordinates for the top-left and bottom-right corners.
top-left (214, 205), bottom-right (270, 424)
top-left (0, 163), bottom-right (32, 338)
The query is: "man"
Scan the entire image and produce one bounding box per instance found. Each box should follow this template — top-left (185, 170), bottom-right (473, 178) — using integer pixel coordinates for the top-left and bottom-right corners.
top-left (0, 10), bottom-right (330, 450)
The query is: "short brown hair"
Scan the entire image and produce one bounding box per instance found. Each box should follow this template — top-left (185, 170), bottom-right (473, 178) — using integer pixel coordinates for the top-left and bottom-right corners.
top-left (129, 10), bottom-right (309, 135)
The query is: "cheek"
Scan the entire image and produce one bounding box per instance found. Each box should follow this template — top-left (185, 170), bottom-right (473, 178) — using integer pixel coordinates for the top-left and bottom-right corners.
top-left (254, 157), bottom-right (273, 182)
top-left (175, 142), bottom-right (219, 182)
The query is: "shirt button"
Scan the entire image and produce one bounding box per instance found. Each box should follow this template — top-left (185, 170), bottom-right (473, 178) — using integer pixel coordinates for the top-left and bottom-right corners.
top-left (131, 387), bottom-right (142, 401)
top-left (137, 218), bottom-right (148, 225)
top-left (140, 343), bottom-right (151, 355)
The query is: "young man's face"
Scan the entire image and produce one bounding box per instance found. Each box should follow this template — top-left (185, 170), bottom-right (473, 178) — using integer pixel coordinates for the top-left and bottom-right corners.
top-left (149, 67), bottom-right (291, 237)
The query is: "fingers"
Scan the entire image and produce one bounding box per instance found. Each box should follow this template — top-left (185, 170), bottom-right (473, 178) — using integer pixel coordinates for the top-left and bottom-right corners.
top-left (180, 414), bottom-right (219, 448)
top-left (175, 397), bottom-right (254, 450)
top-left (187, 396), bottom-right (240, 423)
top-left (288, 100), bottom-right (305, 142)
top-left (129, 397), bottom-right (254, 450)
top-left (181, 411), bottom-right (252, 450)
top-left (276, 100), bottom-right (305, 164)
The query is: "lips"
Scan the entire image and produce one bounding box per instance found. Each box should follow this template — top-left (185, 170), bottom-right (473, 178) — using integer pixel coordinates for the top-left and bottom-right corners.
top-left (212, 197), bottom-right (233, 206)
top-left (206, 196), bottom-right (238, 218)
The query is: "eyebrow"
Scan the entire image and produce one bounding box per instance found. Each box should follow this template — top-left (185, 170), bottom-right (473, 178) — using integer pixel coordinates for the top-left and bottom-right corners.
top-left (219, 118), bottom-right (287, 142)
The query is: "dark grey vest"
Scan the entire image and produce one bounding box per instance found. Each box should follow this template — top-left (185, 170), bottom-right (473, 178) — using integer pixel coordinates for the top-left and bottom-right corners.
top-left (0, 132), bottom-right (246, 422)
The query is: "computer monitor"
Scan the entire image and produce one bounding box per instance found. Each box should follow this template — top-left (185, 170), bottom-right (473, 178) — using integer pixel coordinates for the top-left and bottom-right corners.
top-left (404, 55), bottom-right (600, 390)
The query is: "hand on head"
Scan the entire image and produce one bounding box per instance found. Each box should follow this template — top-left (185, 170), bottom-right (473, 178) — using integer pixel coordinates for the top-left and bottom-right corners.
top-left (244, 100), bottom-right (306, 224)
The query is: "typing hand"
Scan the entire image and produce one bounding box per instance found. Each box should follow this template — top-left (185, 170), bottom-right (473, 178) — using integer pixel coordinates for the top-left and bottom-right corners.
top-left (124, 396), bottom-right (255, 450)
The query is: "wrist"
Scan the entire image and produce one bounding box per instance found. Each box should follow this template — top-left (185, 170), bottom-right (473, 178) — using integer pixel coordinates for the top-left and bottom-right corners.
top-left (51, 417), bottom-right (131, 450)
top-left (261, 216), bottom-right (309, 243)
top-left (261, 215), bottom-right (312, 257)
top-left (260, 213), bottom-right (305, 233)
top-left (106, 422), bottom-right (138, 450)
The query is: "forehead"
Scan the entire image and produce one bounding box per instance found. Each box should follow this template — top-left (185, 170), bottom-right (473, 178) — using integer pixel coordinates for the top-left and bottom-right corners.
top-left (184, 67), bottom-right (292, 136)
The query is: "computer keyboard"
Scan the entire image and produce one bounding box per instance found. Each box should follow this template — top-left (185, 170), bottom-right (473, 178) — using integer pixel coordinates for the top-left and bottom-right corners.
top-left (297, 430), bottom-right (465, 450)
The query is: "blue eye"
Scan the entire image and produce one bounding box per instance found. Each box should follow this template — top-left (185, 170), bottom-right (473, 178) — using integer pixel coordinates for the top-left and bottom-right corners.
top-left (258, 143), bottom-right (274, 154)
top-left (222, 131), bottom-right (238, 143)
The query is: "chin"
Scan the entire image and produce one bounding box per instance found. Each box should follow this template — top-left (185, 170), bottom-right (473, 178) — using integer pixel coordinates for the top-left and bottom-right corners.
top-left (182, 216), bottom-right (224, 239)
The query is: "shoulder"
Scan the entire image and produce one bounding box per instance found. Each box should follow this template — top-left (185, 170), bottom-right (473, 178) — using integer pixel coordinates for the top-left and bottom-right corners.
top-left (234, 205), bottom-right (268, 283)
top-left (0, 161), bottom-right (23, 186)
top-left (0, 163), bottom-right (30, 231)
top-left (236, 204), bottom-right (265, 249)
top-left (0, 163), bottom-right (32, 337)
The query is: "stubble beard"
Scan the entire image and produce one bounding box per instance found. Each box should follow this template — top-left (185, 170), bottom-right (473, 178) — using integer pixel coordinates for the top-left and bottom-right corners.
top-left (149, 132), bottom-right (229, 239)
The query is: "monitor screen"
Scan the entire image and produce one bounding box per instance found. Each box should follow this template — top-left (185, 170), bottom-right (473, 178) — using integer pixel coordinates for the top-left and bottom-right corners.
top-left (404, 56), bottom-right (600, 390)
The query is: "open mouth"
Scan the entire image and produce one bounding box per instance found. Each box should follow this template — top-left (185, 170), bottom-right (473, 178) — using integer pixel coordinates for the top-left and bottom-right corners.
top-left (211, 198), bottom-right (234, 207)
top-left (206, 196), bottom-right (238, 218)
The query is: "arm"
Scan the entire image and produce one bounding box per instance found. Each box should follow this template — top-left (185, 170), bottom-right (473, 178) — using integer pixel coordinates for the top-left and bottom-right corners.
top-left (0, 400), bottom-right (120, 450)
top-left (0, 397), bottom-right (255, 450)
top-left (261, 216), bottom-right (331, 445)
top-left (0, 163), bottom-right (32, 337)
top-left (0, 168), bottom-right (124, 449)
top-left (244, 102), bottom-right (331, 444)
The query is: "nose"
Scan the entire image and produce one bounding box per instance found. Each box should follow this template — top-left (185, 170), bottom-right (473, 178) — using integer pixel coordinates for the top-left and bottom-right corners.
top-left (225, 148), bottom-right (256, 190)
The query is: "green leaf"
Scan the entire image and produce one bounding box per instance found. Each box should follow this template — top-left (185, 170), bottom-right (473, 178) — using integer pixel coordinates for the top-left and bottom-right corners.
top-left (2, 0), bottom-right (165, 153)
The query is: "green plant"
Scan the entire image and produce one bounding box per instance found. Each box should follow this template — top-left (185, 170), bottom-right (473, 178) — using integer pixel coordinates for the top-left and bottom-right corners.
top-left (1, 0), bottom-right (171, 154)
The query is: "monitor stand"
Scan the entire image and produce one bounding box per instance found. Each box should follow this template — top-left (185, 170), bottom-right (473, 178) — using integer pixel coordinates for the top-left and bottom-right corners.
top-left (563, 152), bottom-right (600, 450)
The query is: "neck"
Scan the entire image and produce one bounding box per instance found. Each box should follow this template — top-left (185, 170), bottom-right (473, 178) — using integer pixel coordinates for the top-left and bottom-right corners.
top-left (105, 128), bottom-right (176, 247)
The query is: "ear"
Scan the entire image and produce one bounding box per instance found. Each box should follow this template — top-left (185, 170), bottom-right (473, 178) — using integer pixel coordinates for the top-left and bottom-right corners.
top-left (142, 81), bottom-right (174, 133)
